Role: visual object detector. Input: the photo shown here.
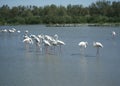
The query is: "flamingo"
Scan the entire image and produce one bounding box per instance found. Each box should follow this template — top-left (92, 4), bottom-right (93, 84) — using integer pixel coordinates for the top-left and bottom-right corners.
top-left (93, 42), bottom-right (103, 54)
top-left (25, 30), bottom-right (28, 33)
top-left (78, 41), bottom-right (88, 55)
top-left (54, 34), bottom-right (65, 46)
top-left (54, 34), bottom-right (58, 40)
top-left (45, 34), bottom-right (58, 49)
top-left (1, 29), bottom-right (7, 32)
top-left (31, 34), bottom-right (43, 51)
top-left (57, 40), bottom-right (65, 46)
top-left (22, 36), bottom-right (33, 51)
top-left (43, 39), bottom-right (51, 46)
top-left (42, 35), bottom-right (52, 53)
top-left (8, 29), bottom-right (15, 33)
top-left (78, 41), bottom-right (88, 48)
top-left (30, 34), bottom-right (41, 46)
top-left (12, 28), bottom-right (16, 31)
top-left (23, 36), bottom-right (33, 44)
top-left (17, 30), bottom-right (21, 33)
top-left (8, 28), bottom-right (16, 33)
top-left (24, 30), bottom-right (29, 36)
top-left (44, 35), bottom-right (53, 42)
top-left (38, 34), bottom-right (43, 40)
top-left (112, 31), bottom-right (116, 38)
top-left (54, 34), bottom-right (65, 51)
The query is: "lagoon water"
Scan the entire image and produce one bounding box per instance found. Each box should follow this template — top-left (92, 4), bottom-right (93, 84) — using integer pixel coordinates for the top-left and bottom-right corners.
top-left (0, 25), bottom-right (120, 86)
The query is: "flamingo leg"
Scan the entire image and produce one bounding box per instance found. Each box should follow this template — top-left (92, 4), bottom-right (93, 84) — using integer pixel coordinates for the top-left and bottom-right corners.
top-left (59, 45), bottom-right (62, 54)
top-left (96, 47), bottom-right (99, 55)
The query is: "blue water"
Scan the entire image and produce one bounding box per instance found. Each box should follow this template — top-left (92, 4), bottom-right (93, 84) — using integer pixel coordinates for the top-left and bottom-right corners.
top-left (0, 25), bottom-right (120, 86)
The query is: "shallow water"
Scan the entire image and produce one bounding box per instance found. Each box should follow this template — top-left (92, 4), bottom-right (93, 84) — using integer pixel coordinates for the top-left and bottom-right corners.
top-left (0, 25), bottom-right (120, 86)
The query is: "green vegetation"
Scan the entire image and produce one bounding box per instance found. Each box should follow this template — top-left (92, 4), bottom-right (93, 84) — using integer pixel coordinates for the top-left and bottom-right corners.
top-left (0, 0), bottom-right (120, 25)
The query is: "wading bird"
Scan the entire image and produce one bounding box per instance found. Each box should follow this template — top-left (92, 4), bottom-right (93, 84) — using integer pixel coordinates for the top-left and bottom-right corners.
top-left (93, 42), bottom-right (103, 54)
top-left (54, 34), bottom-right (65, 52)
top-left (112, 31), bottom-right (116, 38)
top-left (23, 36), bottom-right (33, 44)
top-left (78, 41), bottom-right (88, 48)
top-left (78, 41), bottom-right (88, 55)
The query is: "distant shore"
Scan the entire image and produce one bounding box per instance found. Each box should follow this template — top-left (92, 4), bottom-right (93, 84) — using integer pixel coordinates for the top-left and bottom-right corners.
top-left (0, 23), bottom-right (120, 27)
top-left (46, 23), bottom-right (120, 27)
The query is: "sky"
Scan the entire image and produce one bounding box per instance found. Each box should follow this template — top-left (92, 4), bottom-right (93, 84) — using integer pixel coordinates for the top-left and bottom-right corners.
top-left (0, 0), bottom-right (119, 7)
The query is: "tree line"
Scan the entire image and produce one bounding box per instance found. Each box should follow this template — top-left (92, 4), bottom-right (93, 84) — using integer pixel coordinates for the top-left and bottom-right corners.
top-left (0, 0), bottom-right (120, 25)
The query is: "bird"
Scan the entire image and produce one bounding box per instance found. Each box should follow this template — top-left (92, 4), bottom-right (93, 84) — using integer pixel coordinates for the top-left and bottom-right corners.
top-left (78, 41), bottom-right (88, 55)
top-left (30, 34), bottom-right (41, 46)
top-left (23, 36), bottom-right (33, 44)
top-left (8, 28), bottom-right (16, 33)
top-left (44, 35), bottom-right (57, 47)
top-left (112, 31), bottom-right (116, 38)
top-left (54, 34), bottom-right (58, 40)
top-left (24, 30), bottom-right (29, 36)
top-left (54, 34), bottom-right (65, 51)
top-left (93, 42), bottom-right (103, 54)
top-left (41, 35), bottom-right (52, 54)
top-left (1, 29), bottom-right (7, 32)
top-left (25, 30), bottom-right (28, 33)
top-left (17, 30), bottom-right (21, 33)
top-left (54, 34), bottom-right (65, 45)
top-left (44, 35), bottom-right (53, 42)
top-left (57, 40), bottom-right (65, 46)
top-left (43, 39), bottom-right (51, 46)
top-left (78, 41), bottom-right (88, 48)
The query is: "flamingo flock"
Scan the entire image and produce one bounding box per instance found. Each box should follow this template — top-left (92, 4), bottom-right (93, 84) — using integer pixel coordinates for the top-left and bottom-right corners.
top-left (78, 41), bottom-right (103, 56)
top-left (0, 28), bottom-right (117, 55)
top-left (0, 28), bottom-right (20, 33)
top-left (22, 30), bottom-right (65, 53)
top-left (78, 30), bottom-right (117, 55)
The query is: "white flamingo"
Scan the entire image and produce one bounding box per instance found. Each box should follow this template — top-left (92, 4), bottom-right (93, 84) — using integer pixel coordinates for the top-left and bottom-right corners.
top-left (8, 29), bottom-right (15, 33)
top-left (1, 29), bottom-right (7, 32)
top-left (93, 42), bottom-right (103, 54)
top-left (54, 34), bottom-right (65, 50)
top-left (30, 34), bottom-right (41, 46)
top-left (25, 30), bottom-right (28, 33)
top-left (17, 30), bottom-right (21, 33)
top-left (42, 35), bottom-right (52, 53)
top-left (57, 40), bottom-right (65, 46)
top-left (23, 36), bottom-right (33, 44)
top-left (44, 35), bottom-right (53, 42)
top-left (78, 41), bottom-right (88, 48)
top-left (112, 31), bottom-right (116, 38)
top-left (37, 34), bottom-right (44, 45)
top-left (8, 28), bottom-right (16, 33)
top-left (43, 39), bottom-right (51, 46)
top-left (12, 28), bottom-right (16, 31)
top-left (54, 34), bottom-right (65, 45)
top-left (54, 34), bottom-right (58, 40)
top-left (45, 34), bottom-right (58, 48)
top-left (22, 36), bottom-right (33, 51)
top-left (24, 30), bottom-right (29, 36)
top-left (78, 41), bottom-right (88, 55)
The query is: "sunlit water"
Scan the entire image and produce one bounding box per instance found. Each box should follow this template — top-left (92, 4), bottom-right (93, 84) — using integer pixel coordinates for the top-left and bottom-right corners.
top-left (0, 25), bottom-right (120, 86)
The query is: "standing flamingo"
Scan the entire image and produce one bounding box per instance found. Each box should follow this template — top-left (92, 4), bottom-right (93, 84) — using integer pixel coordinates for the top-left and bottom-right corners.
top-left (78, 41), bottom-right (88, 48)
top-left (93, 42), bottom-right (103, 55)
top-left (78, 41), bottom-right (88, 55)
top-left (112, 31), bottom-right (116, 38)
top-left (42, 35), bottom-right (51, 54)
top-left (30, 34), bottom-right (41, 46)
top-left (54, 34), bottom-right (65, 52)
top-left (23, 36), bottom-right (33, 44)
top-left (54, 34), bottom-right (65, 46)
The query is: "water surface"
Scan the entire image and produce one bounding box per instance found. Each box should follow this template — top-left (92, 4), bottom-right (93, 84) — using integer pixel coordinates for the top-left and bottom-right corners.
top-left (0, 25), bottom-right (120, 86)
